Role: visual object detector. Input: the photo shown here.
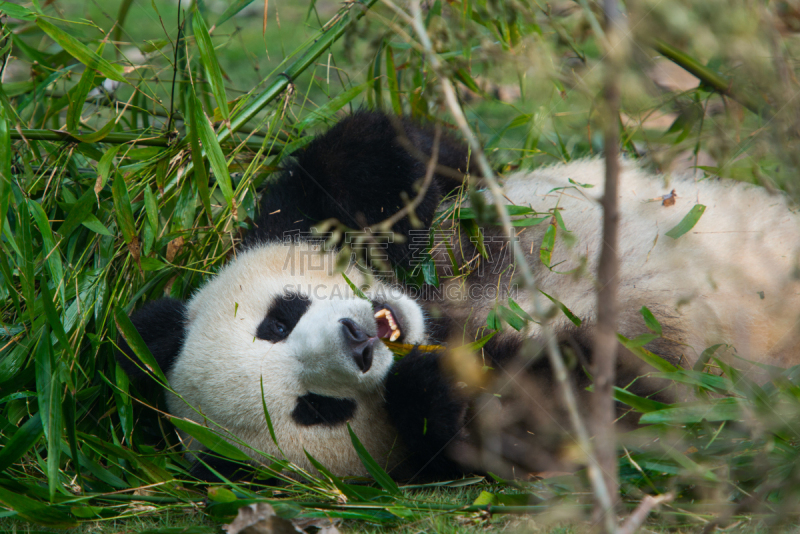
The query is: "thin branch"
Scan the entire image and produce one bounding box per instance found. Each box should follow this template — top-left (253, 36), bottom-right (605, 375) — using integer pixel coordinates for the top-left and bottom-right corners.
top-left (618, 494), bottom-right (673, 534)
top-left (593, 0), bottom-right (623, 531)
top-left (399, 0), bottom-right (616, 520)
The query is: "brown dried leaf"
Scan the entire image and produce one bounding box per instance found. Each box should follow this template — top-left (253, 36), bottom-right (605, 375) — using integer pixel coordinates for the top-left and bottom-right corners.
top-left (166, 236), bottom-right (185, 263)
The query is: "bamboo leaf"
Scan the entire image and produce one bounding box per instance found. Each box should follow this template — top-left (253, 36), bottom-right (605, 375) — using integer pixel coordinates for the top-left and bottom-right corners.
top-left (193, 10), bottom-right (230, 122)
top-left (35, 18), bottom-right (126, 83)
top-left (112, 172), bottom-right (136, 244)
top-left (385, 46), bottom-right (402, 115)
top-left (216, 0), bottom-right (256, 27)
top-left (188, 94), bottom-right (213, 219)
top-left (192, 91), bottom-right (233, 209)
top-left (347, 423), bottom-right (401, 495)
top-left (618, 333), bottom-right (679, 372)
top-left (169, 417), bottom-right (251, 462)
top-left (539, 290), bottom-right (581, 326)
top-left (0, 486), bottom-right (77, 528)
top-left (114, 306), bottom-right (169, 385)
top-left (0, 96), bottom-right (10, 227)
top-left (640, 306), bottom-right (662, 335)
top-left (26, 199), bottom-right (64, 301)
top-left (540, 220), bottom-right (556, 267)
top-left (66, 45), bottom-right (103, 131)
top-left (35, 326), bottom-right (63, 501)
top-left (665, 204), bottom-right (706, 239)
top-left (0, 413), bottom-right (43, 473)
top-left (295, 82), bottom-right (368, 132)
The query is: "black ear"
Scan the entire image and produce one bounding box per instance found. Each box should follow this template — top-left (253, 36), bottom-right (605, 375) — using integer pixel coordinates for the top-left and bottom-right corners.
top-left (116, 298), bottom-right (187, 390)
top-left (244, 110), bottom-right (473, 268)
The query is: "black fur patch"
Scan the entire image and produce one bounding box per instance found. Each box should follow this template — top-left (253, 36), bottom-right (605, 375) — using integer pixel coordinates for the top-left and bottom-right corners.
top-left (256, 292), bottom-right (311, 342)
top-left (243, 111), bottom-right (473, 268)
top-left (385, 349), bottom-right (467, 480)
top-left (291, 393), bottom-right (357, 426)
top-left (116, 298), bottom-right (186, 392)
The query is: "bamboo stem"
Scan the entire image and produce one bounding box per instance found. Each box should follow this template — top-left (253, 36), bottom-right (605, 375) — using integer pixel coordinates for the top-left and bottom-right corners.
top-left (653, 40), bottom-right (767, 116)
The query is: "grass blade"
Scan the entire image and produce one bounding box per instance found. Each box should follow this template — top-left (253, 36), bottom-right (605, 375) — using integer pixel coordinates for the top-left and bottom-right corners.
top-left (347, 423), bottom-right (401, 495)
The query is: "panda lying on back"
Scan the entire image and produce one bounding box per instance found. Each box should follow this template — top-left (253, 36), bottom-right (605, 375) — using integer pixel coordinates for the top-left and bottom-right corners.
top-left (118, 111), bottom-right (800, 482)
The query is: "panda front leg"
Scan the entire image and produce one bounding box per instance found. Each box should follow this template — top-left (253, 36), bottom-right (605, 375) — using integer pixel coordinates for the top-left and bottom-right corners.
top-left (384, 349), bottom-right (470, 481)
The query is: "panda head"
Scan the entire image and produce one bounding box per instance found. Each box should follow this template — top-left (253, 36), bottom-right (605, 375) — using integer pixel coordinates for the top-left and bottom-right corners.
top-left (127, 240), bottom-right (428, 476)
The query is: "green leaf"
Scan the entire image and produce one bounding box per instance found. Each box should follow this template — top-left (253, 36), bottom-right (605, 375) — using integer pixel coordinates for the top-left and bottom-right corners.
top-left (640, 398), bottom-right (742, 424)
top-left (640, 306), bottom-right (662, 335)
top-left (27, 199), bottom-right (64, 301)
top-left (188, 94), bottom-right (212, 220)
top-left (303, 449), bottom-right (368, 501)
top-left (35, 18), bottom-right (126, 83)
top-left (192, 90), bottom-right (233, 209)
top-left (496, 305), bottom-right (526, 331)
top-left (82, 214), bottom-right (113, 236)
top-left (169, 417), bottom-right (251, 462)
top-left (342, 272), bottom-right (369, 300)
top-left (665, 204), bottom-right (706, 239)
top-left (57, 188), bottom-right (95, 239)
top-left (295, 82), bottom-right (368, 131)
top-left (693, 343), bottom-right (724, 372)
top-left (613, 386), bottom-right (669, 413)
top-left (193, 9), bottom-right (229, 122)
top-left (260, 376), bottom-right (282, 453)
top-left (0, 93), bottom-right (10, 228)
top-left (0, 413), bottom-right (43, 473)
top-left (67, 45), bottom-right (102, 131)
top-left (0, 1), bottom-right (36, 20)
top-left (114, 306), bottom-right (169, 385)
top-left (112, 172), bottom-right (136, 244)
top-left (216, 0), bottom-right (256, 27)
top-left (39, 278), bottom-right (72, 358)
top-left (617, 333), bottom-right (679, 372)
top-left (385, 46), bottom-right (402, 115)
top-left (347, 423), bottom-right (401, 495)
top-left (0, 487), bottom-right (77, 528)
top-left (540, 220), bottom-right (556, 267)
top-left (624, 333), bottom-right (660, 348)
top-left (462, 331), bottom-right (496, 352)
top-left (539, 290), bottom-right (581, 326)
top-left (35, 327), bottom-right (62, 501)
top-left (94, 144), bottom-right (121, 196)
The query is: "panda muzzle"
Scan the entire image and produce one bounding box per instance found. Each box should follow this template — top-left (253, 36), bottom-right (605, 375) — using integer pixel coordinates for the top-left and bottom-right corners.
top-left (339, 318), bottom-right (376, 373)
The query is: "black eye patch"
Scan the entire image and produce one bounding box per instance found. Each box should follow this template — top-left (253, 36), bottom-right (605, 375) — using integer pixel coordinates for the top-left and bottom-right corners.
top-left (256, 292), bottom-right (311, 342)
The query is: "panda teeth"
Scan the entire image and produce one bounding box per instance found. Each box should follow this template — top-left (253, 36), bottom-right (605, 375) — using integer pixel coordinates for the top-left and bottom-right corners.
top-left (374, 308), bottom-right (402, 341)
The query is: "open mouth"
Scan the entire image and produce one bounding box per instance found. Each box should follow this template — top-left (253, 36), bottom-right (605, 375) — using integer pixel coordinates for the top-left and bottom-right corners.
top-left (373, 303), bottom-right (403, 342)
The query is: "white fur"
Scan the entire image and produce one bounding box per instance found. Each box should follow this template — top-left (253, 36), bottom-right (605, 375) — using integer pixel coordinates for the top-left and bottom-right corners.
top-left (448, 159), bottom-right (800, 369)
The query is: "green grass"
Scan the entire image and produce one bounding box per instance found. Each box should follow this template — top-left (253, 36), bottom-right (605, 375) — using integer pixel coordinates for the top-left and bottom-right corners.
top-left (2, 0), bottom-right (800, 531)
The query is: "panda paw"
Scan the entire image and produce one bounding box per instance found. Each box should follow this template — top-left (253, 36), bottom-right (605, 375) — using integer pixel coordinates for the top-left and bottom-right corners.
top-left (384, 349), bottom-right (468, 479)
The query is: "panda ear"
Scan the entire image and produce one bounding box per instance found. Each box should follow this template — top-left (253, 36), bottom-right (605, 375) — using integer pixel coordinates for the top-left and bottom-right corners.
top-left (116, 298), bottom-right (187, 387)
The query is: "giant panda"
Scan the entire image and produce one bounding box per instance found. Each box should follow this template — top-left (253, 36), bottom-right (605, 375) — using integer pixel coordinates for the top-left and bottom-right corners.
top-left (118, 110), bottom-right (800, 483)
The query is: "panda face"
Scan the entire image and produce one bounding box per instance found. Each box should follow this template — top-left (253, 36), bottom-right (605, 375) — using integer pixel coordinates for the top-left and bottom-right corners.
top-left (166, 241), bottom-right (426, 474)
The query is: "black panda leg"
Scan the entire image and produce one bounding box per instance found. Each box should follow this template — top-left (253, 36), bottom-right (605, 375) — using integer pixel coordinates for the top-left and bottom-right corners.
top-left (384, 349), bottom-right (468, 480)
